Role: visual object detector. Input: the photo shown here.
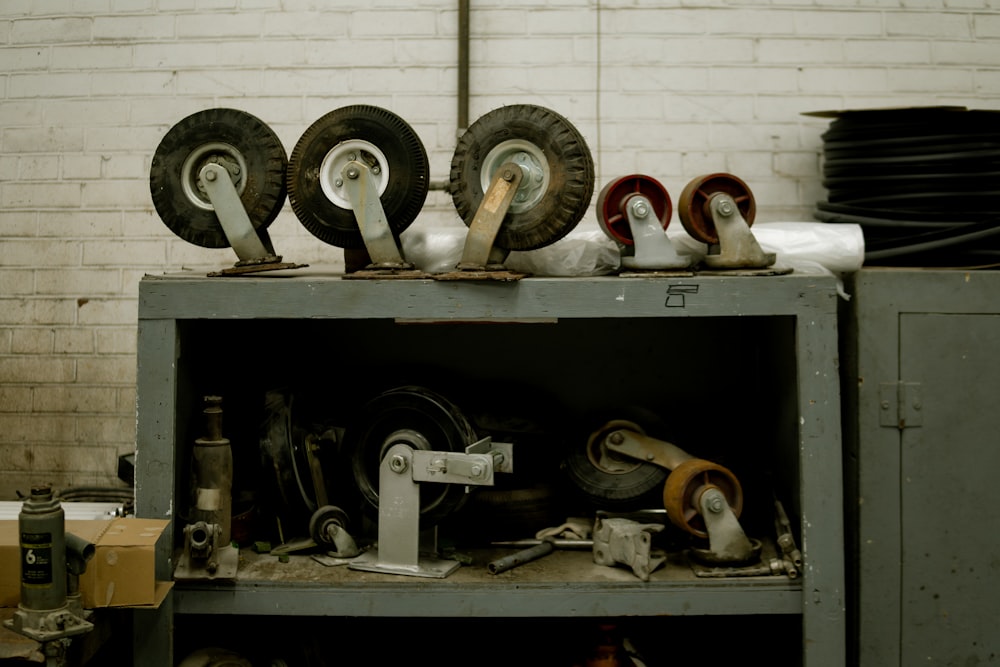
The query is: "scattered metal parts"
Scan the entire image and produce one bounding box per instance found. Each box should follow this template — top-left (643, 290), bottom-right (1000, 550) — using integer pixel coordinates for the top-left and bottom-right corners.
top-left (690, 548), bottom-right (797, 579)
top-left (596, 174), bottom-right (694, 271)
top-left (774, 497), bottom-right (804, 577)
top-left (591, 516), bottom-right (666, 581)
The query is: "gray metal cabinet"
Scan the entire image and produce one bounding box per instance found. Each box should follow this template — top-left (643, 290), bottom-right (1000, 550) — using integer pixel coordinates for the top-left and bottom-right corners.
top-left (134, 272), bottom-right (845, 666)
top-left (842, 269), bottom-right (1000, 666)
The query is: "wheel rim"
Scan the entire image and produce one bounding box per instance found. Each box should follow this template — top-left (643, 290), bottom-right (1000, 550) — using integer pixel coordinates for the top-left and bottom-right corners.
top-left (596, 174), bottom-right (672, 246)
top-left (318, 139), bottom-right (390, 209)
top-left (677, 173), bottom-right (756, 245)
top-left (585, 419), bottom-right (646, 475)
top-left (662, 458), bottom-right (743, 538)
top-left (479, 139), bottom-right (550, 214)
top-left (179, 142), bottom-right (249, 211)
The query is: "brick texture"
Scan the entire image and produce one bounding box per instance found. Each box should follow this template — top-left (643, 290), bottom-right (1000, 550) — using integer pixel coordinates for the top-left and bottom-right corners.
top-left (0, 0), bottom-right (998, 498)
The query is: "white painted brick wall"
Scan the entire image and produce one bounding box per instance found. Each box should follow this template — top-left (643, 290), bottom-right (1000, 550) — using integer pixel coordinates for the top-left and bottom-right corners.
top-left (0, 0), bottom-right (998, 497)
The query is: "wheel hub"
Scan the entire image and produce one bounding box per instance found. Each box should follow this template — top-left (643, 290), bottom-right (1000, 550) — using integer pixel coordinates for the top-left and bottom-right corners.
top-left (480, 139), bottom-right (549, 213)
top-left (319, 139), bottom-right (390, 210)
top-left (181, 142), bottom-right (248, 211)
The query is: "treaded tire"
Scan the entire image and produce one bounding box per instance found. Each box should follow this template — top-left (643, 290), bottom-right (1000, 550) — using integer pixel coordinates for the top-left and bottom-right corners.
top-left (149, 108), bottom-right (287, 248)
top-left (449, 104), bottom-right (595, 251)
top-left (562, 410), bottom-right (669, 512)
top-left (287, 105), bottom-right (429, 249)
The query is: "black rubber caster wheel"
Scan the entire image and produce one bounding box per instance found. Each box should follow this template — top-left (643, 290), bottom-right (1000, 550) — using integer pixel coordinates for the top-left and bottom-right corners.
top-left (149, 108), bottom-right (288, 248)
top-left (345, 386), bottom-right (478, 527)
top-left (448, 104), bottom-right (595, 251)
top-left (563, 417), bottom-right (669, 512)
top-left (287, 105), bottom-right (429, 249)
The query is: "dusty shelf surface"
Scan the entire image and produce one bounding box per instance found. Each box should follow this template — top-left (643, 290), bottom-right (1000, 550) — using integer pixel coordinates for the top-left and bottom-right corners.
top-left (171, 542), bottom-right (803, 617)
top-left (224, 545), bottom-right (788, 585)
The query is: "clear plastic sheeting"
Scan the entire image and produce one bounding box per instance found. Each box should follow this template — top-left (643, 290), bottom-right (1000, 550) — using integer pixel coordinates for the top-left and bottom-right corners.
top-left (670, 221), bottom-right (866, 276)
top-left (402, 227), bottom-right (622, 276)
top-left (402, 222), bottom-right (864, 280)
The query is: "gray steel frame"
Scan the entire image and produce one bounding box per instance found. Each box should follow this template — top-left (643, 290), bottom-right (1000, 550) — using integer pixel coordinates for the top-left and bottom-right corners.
top-left (134, 272), bottom-right (845, 666)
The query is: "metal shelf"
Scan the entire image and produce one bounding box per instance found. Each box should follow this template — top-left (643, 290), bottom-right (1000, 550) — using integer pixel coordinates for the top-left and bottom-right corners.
top-left (134, 271), bottom-right (845, 667)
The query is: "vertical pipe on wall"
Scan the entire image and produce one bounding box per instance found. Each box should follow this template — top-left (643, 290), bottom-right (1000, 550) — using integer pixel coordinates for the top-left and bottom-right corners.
top-left (458, 0), bottom-right (470, 136)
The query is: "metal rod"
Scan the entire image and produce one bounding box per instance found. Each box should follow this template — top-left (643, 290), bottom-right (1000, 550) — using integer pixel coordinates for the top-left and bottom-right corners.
top-left (487, 539), bottom-right (555, 574)
top-left (457, 0), bottom-right (469, 134)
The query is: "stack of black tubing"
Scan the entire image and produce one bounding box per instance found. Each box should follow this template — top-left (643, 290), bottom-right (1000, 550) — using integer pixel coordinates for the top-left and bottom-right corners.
top-left (813, 106), bottom-right (1000, 266)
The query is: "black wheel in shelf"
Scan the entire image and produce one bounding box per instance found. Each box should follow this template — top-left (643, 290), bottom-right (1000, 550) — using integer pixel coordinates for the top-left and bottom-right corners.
top-left (286, 105), bottom-right (429, 249)
top-left (149, 108), bottom-right (288, 248)
top-left (345, 385), bottom-right (478, 527)
top-left (448, 104), bottom-right (595, 251)
top-left (563, 417), bottom-right (669, 512)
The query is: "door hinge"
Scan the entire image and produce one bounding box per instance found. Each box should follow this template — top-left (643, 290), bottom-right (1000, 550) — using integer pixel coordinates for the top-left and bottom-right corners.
top-left (879, 381), bottom-right (923, 429)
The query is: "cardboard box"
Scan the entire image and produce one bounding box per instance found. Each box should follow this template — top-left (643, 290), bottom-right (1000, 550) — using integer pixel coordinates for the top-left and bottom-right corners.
top-left (0, 517), bottom-right (170, 609)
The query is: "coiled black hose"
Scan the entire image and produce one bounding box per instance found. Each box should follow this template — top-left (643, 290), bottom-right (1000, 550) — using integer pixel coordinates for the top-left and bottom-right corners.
top-left (812, 106), bottom-right (1000, 266)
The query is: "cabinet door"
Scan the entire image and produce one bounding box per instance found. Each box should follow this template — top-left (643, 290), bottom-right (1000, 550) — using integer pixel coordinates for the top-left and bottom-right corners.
top-left (898, 312), bottom-right (1000, 665)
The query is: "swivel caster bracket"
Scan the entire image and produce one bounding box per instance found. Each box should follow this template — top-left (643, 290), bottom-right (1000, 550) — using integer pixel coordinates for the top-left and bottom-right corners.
top-left (600, 422), bottom-right (755, 565)
top-left (341, 160), bottom-right (416, 272)
top-left (434, 161), bottom-right (529, 281)
top-left (349, 438), bottom-right (513, 578)
top-left (621, 195), bottom-right (692, 271)
top-left (702, 192), bottom-right (775, 270)
top-left (200, 163), bottom-right (307, 277)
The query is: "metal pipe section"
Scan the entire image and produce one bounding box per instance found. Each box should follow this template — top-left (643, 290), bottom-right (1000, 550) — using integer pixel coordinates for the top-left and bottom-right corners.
top-left (487, 538), bottom-right (556, 574)
top-left (458, 0), bottom-right (469, 134)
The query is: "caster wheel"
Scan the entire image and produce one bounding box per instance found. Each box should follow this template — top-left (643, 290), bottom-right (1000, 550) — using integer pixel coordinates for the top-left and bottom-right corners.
top-left (564, 418), bottom-right (669, 511)
top-left (309, 505), bottom-right (351, 547)
top-left (345, 386), bottom-right (477, 526)
top-left (662, 458), bottom-right (743, 539)
top-left (260, 390), bottom-right (340, 531)
top-left (287, 105), bottom-right (429, 249)
top-left (677, 173), bottom-right (756, 245)
top-left (596, 174), bottom-right (672, 246)
top-left (149, 108), bottom-right (287, 248)
top-left (449, 104), bottom-right (595, 251)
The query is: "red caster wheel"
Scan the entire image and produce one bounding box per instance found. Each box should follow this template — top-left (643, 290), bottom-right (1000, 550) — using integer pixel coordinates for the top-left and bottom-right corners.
top-left (677, 173), bottom-right (756, 246)
top-left (596, 174), bottom-right (672, 246)
top-left (662, 458), bottom-right (744, 539)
